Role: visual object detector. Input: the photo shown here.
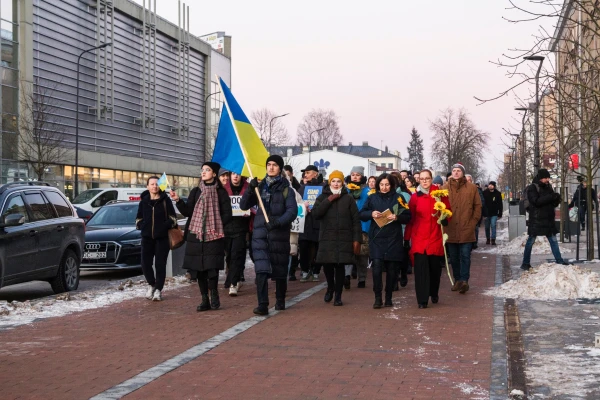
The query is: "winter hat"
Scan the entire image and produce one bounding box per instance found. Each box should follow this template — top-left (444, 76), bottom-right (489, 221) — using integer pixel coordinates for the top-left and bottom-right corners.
top-left (451, 163), bottom-right (466, 176)
top-left (266, 155), bottom-right (284, 171)
top-left (328, 170), bottom-right (344, 182)
top-left (301, 165), bottom-right (319, 173)
top-left (537, 168), bottom-right (551, 179)
top-left (218, 168), bottom-right (230, 177)
top-left (350, 166), bottom-right (365, 176)
top-left (203, 161), bottom-right (221, 174)
top-left (488, 181), bottom-right (497, 188)
top-left (433, 175), bottom-right (443, 185)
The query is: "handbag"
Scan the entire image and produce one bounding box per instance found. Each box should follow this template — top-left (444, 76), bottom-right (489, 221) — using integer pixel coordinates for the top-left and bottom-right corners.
top-left (163, 200), bottom-right (184, 249)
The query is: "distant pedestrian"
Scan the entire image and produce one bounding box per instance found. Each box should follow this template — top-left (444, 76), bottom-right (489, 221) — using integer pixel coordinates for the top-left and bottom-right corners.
top-left (368, 176), bottom-right (377, 190)
top-left (521, 169), bottom-right (570, 271)
top-left (297, 165), bottom-right (325, 283)
top-left (404, 176), bottom-right (417, 194)
top-left (240, 155), bottom-right (297, 315)
top-left (136, 176), bottom-right (178, 301)
top-left (466, 174), bottom-right (485, 250)
top-left (346, 166), bottom-right (370, 288)
top-left (312, 170), bottom-right (362, 306)
top-left (569, 177), bottom-right (598, 231)
top-left (283, 165), bottom-right (302, 191)
top-left (413, 172), bottom-right (421, 186)
top-left (443, 163), bottom-right (482, 294)
top-left (360, 173), bottom-right (411, 308)
top-left (172, 162), bottom-right (232, 311)
top-left (483, 181), bottom-right (503, 245)
top-left (218, 168), bottom-right (230, 187)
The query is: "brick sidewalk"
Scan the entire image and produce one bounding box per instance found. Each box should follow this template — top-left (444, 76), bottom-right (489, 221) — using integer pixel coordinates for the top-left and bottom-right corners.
top-left (0, 253), bottom-right (496, 400)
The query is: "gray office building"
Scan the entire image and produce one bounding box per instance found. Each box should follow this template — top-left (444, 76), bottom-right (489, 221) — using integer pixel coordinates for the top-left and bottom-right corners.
top-left (0, 0), bottom-right (231, 199)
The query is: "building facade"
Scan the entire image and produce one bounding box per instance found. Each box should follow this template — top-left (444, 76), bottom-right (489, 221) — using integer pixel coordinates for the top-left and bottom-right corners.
top-left (0, 0), bottom-right (231, 199)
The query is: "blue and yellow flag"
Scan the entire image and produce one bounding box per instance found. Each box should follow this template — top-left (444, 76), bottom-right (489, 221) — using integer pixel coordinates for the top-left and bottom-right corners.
top-left (212, 77), bottom-right (269, 178)
top-left (157, 172), bottom-right (169, 191)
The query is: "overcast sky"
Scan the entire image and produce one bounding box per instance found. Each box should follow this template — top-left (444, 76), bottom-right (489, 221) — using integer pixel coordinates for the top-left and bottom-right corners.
top-left (134, 0), bottom-right (555, 178)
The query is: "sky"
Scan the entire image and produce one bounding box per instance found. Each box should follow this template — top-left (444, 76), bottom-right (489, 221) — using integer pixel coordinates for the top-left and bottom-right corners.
top-left (133, 0), bottom-right (556, 178)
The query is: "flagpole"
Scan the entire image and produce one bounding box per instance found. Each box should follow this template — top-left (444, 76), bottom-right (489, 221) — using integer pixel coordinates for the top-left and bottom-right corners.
top-left (216, 76), bottom-right (270, 223)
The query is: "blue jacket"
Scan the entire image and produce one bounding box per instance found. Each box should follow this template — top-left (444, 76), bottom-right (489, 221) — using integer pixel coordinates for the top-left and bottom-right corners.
top-left (357, 187), bottom-right (371, 233)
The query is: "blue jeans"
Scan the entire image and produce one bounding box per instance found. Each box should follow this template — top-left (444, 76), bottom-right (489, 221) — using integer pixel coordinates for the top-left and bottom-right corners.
top-left (522, 235), bottom-right (564, 265)
top-left (447, 243), bottom-right (473, 282)
top-left (485, 216), bottom-right (498, 239)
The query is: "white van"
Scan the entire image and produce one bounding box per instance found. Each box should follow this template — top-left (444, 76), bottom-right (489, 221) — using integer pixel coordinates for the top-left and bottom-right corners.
top-left (72, 188), bottom-right (145, 212)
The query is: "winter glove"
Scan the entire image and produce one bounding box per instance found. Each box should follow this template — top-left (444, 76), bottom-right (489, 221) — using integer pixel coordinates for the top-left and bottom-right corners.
top-left (265, 218), bottom-right (280, 232)
top-left (441, 219), bottom-right (448, 227)
top-left (403, 240), bottom-right (411, 249)
top-left (327, 194), bottom-right (341, 202)
top-left (135, 219), bottom-right (142, 230)
top-left (249, 177), bottom-right (259, 191)
top-left (353, 241), bottom-right (361, 255)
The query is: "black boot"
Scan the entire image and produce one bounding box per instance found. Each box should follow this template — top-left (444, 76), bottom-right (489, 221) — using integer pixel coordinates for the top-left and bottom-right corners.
top-left (275, 279), bottom-right (287, 310)
top-left (384, 294), bottom-right (393, 307)
top-left (253, 306), bottom-right (268, 315)
top-left (334, 293), bottom-right (343, 306)
top-left (197, 294), bottom-right (211, 312)
top-left (324, 290), bottom-right (334, 303)
top-left (344, 275), bottom-right (351, 290)
top-left (210, 290), bottom-right (220, 310)
top-left (373, 295), bottom-right (383, 309)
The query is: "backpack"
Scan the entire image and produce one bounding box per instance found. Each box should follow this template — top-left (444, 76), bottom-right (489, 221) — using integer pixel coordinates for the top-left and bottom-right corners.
top-left (523, 183), bottom-right (539, 212)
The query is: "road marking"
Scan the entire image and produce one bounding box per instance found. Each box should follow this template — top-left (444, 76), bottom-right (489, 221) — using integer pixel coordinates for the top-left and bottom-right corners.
top-left (90, 282), bottom-right (327, 400)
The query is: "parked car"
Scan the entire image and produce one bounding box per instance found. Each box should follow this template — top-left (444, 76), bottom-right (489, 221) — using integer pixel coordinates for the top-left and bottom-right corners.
top-left (0, 182), bottom-right (85, 293)
top-left (74, 206), bottom-right (93, 222)
top-left (72, 188), bottom-right (145, 213)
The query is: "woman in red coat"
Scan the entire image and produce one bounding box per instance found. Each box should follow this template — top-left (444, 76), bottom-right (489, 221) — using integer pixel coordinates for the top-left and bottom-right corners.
top-left (404, 169), bottom-right (451, 309)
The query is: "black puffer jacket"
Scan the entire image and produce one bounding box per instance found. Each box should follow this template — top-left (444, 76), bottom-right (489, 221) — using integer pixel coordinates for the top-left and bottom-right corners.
top-left (240, 176), bottom-right (297, 279)
top-left (224, 180), bottom-right (251, 238)
top-left (298, 179), bottom-right (324, 242)
top-left (136, 190), bottom-right (177, 239)
top-left (483, 189), bottom-right (503, 218)
top-left (359, 190), bottom-right (411, 261)
top-left (526, 177), bottom-right (560, 236)
top-left (312, 186), bottom-right (362, 265)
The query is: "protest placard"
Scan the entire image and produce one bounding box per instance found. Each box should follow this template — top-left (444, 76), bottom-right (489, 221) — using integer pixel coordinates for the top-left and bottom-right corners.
top-left (230, 195), bottom-right (251, 217)
top-left (302, 186), bottom-right (322, 210)
top-left (291, 204), bottom-right (306, 233)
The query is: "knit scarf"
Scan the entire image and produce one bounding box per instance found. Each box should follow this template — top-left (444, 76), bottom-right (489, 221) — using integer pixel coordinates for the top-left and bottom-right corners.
top-left (330, 187), bottom-right (342, 195)
top-left (189, 181), bottom-right (224, 242)
top-left (261, 175), bottom-right (282, 212)
top-left (417, 185), bottom-right (430, 195)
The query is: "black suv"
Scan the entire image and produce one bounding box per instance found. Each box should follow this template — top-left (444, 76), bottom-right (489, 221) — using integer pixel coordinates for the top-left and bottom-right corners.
top-left (0, 182), bottom-right (85, 293)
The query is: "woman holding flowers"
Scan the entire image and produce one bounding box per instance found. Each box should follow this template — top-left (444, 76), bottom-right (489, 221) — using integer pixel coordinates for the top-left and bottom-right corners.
top-left (404, 169), bottom-right (451, 309)
top-left (360, 173), bottom-right (411, 308)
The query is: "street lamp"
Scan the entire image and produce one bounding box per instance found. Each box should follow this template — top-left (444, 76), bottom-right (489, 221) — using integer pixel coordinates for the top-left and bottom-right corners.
top-left (75, 42), bottom-right (113, 198)
top-left (523, 55), bottom-right (545, 174)
top-left (268, 113), bottom-right (289, 153)
top-left (515, 107), bottom-right (530, 196)
top-left (307, 128), bottom-right (325, 165)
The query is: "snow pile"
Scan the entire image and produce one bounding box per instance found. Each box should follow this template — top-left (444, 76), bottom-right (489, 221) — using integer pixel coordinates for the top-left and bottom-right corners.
top-left (0, 276), bottom-right (190, 330)
top-left (475, 233), bottom-right (571, 255)
top-left (486, 263), bottom-right (600, 300)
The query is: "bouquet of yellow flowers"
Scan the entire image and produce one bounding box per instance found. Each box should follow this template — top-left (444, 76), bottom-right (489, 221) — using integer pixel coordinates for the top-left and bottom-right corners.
top-left (392, 195), bottom-right (410, 216)
top-left (367, 189), bottom-right (376, 196)
top-left (431, 189), bottom-right (454, 285)
top-left (347, 183), bottom-right (361, 190)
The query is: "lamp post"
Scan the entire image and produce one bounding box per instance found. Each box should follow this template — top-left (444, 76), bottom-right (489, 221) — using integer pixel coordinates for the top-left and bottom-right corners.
top-left (509, 133), bottom-right (520, 199)
top-left (307, 128), bottom-right (325, 165)
top-left (515, 107), bottom-right (530, 196)
top-left (75, 42), bottom-right (113, 198)
top-left (523, 55), bottom-right (545, 174)
top-left (268, 113), bottom-right (289, 153)
top-left (508, 146), bottom-right (516, 200)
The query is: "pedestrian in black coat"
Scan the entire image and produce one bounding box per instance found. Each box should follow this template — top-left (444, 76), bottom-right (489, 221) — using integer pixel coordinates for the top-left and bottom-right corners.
top-left (569, 180), bottom-right (598, 231)
top-left (136, 176), bottom-right (177, 302)
top-left (171, 162), bottom-right (232, 311)
top-left (360, 173), bottom-right (411, 308)
top-left (312, 170), bottom-right (362, 306)
top-left (240, 155), bottom-right (298, 315)
top-left (297, 165), bottom-right (325, 282)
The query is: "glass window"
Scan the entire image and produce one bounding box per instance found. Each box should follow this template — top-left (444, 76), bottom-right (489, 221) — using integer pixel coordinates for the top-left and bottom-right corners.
top-left (87, 203), bottom-right (138, 226)
top-left (2, 85), bottom-right (18, 114)
top-left (99, 169), bottom-right (115, 184)
top-left (122, 170), bottom-right (134, 185)
top-left (24, 192), bottom-right (56, 221)
top-left (1, 130), bottom-right (17, 159)
top-left (94, 190), bottom-right (118, 207)
top-left (43, 190), bottom-right (72, 218)
top-left (1, 67), bottom-right (17, 86)
top-left (1, 193), bottom-right (29, 222)
top-left (64, 166), bottom-right (73, 179)
top-left (72, 189), bottom-right (103, 204)
top-left (388, 163), bottom-right (393, 169)
top-left (2, 112), bottom-right (17, 132)
top-left (1, 0), bottom-right (16, 23)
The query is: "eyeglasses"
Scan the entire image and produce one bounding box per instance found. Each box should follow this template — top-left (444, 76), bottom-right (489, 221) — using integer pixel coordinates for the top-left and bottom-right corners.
top-left (420, 177), bottom-right (432, 181)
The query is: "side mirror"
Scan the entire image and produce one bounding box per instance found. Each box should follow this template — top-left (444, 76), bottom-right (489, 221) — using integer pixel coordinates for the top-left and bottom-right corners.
top-left (1, 213), bottom-right (25, 228)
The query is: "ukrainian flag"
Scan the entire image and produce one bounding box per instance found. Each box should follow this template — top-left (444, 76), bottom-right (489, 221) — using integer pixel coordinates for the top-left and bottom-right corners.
top-left (211, 77), bottom-right (269, 178)
top-left (157, 172), bottom-right (169, 191)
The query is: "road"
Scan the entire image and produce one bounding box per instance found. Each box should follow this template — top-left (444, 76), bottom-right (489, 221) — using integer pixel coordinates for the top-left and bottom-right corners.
top-left (0, 269), bottom-right (143, 302)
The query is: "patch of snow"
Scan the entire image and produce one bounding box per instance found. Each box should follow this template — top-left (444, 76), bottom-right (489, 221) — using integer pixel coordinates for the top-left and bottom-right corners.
top-left (454, 382), bottom-right (488, 399)
top-left (0, 276), bottom-right (191, 330)
top-left (474, 233), bottom-right (570, 255)
top-left (486, 263), bottom-right (600, 300)
top-left (510, 389), bottom-right (525, 398)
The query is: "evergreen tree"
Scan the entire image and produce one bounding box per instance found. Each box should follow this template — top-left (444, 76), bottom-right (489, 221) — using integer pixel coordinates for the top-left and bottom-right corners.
top-left (406, 127), bottom-right (425, 172)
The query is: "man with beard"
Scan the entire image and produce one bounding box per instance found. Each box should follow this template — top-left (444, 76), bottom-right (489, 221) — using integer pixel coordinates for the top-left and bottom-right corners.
top-left (298, 165), bottom-right (325, 282)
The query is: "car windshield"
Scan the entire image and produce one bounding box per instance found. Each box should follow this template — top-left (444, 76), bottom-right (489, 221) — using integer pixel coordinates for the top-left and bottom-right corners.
top-left (72, 189), bottom-right (103, 204)
top-left (87, 203), bottom-right (138, 226)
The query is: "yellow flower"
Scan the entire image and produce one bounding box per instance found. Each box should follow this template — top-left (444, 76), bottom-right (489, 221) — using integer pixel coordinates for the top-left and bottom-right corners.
top-left (433, 201), bottom-right (446, 211)
top-left (347, 183), bottom-right (361, 190)
top-left (442, 209), bottom-right (453, 218)
top-left (368, 189), bottom-right (376, 195)
top-left (398, 196), bottom-right (409, 209)
top-left (430, 189), bottom-right (449, 198)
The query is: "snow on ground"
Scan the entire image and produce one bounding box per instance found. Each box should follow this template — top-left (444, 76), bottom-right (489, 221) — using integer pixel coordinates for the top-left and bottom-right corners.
top-left (0, 276), bottom-right (191, 330)
top-left (486, 263), bottom-right (600, 300)
top-left (474, 233), bottom-right (571, 255)
top-left (453, 382), bottom-right (488, 400)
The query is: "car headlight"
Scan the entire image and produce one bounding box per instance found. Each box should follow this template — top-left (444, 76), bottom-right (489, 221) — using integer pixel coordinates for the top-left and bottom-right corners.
top-left (121, 239), bottom-right (142, 246)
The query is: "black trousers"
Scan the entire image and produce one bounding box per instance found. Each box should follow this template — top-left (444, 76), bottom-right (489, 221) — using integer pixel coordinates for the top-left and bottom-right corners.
top-left (197, 270), bottom-right (218, 296)
top-left (141, 236), bottom-right (170, 291)
top-left (224, 235), bottom-right (247, 288)
top-left (289, 255), bottom-right (299, 277)
top-left (256, 273), bottom-right (287, 307)
top-left (413, 253), bottom-right (442, 305)
top-left (372, 259), bottom-right (398, 300)
top-left (323, 264), bottom-right (345, 297)
top-left (299, 240), bottom-right (321, 274)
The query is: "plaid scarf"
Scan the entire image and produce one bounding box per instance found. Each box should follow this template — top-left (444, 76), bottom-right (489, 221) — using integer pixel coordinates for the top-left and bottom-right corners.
top-left (189, 181), bottom-right (225, 242)
top-left (261, 175), bottom-right (282, 213)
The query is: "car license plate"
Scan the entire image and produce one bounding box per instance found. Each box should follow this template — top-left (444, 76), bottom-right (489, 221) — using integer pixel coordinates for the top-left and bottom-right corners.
top-left (83, 252), bottom-right (106, 259)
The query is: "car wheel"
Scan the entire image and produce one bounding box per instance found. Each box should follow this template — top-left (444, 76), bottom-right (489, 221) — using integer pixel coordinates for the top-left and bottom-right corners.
top-left (50, 249), bottom-right (80, 294)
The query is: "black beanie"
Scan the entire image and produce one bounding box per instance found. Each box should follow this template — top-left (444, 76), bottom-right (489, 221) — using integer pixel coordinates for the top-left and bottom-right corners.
top-left (537, 169), bottom-right (551, 179)
top-left (203, 161), bottom-right (221, 174)
top-left (266, 155), bottom-right (284, 171)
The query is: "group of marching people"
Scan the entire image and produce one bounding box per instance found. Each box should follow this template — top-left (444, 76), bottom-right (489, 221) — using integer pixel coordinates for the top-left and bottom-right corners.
top-left (136, 155), bottom-right (488, 313)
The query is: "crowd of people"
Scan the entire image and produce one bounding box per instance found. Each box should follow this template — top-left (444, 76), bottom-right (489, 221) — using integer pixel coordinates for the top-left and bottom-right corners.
top-left (134, 156), bottom-right (573, 314)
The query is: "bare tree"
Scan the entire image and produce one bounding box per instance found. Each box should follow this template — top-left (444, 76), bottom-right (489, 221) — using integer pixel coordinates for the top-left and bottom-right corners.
top-left (430, 108), bottom-right (490, 183)
top-left (19, 80), bottom-right (71, 181)
top-left (250, 108), bottom-right (290, 149)
top-left (296, 109), bottom-right (343, 148)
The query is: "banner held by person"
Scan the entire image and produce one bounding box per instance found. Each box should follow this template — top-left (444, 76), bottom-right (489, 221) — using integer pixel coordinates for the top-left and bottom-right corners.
top-left (302, 186), bottom-right (323, 210)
